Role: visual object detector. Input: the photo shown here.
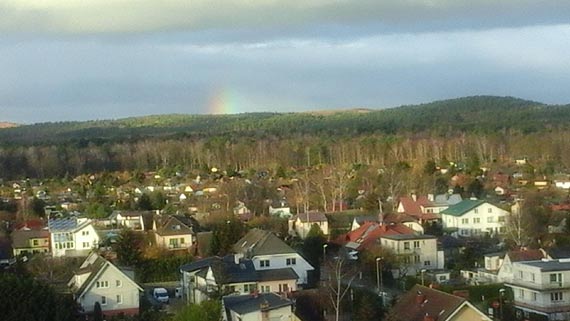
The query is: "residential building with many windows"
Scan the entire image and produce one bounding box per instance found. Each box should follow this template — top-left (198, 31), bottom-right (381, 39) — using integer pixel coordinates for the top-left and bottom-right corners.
top-left (440, 199), bottom-right (510, 237)
top-left (48, 217), bottom-right (100, 257)
top-left (505, 259), bottom-right (570, 320)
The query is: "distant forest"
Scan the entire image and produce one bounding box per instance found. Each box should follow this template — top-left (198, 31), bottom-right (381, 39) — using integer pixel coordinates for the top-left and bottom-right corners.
top-left (1, 96), bottom-right (570, 179)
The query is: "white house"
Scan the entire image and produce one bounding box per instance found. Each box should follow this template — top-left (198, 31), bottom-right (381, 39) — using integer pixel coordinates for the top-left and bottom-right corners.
top-left (222, 292), bottom-right (294, 321)
top-left (48, 217), bottom-right (100, 257)
top-left (288, 212), bottom-right (329, 239)
top-left (154, 215), bottom-right (200, 250)
top-left (506, 259), bottom-right (570, 321)
top-left (180, 255), bottom-right (298, 304)
top-left (269, 199), bottom-right (292, 218)
top-left (555, 181), bottom-right (570, 190)
top-left (233, 229), bottom-right (314, 285)
top-left (440, 199), bottom-right (510, 237)
top-left (380, 234), bottom-right (443, 277)
top-left (68, 252), bottom-right (143, 317)
top-left (109, 211), bottom-right (144, 230)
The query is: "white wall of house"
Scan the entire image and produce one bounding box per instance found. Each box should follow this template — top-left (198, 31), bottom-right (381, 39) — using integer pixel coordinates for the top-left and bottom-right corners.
top-left (252, 254), bottom-right (313, 285)
top-left (155, 234), bottom-right (193, 250)
top-left (555, 181), bottom-right (570, 189)
top-left (442, 203), bottom-right (509, 237)
top-left (293, 218), bottom-right (329, 239)
top-left (258, 279), bottom-right (297, 293)
top-left (51, 224), bottom-right (99, 257)
top-left (380, 237), bottom-right (440, 275)
top-left (78, 266), bottom-right (140, 313)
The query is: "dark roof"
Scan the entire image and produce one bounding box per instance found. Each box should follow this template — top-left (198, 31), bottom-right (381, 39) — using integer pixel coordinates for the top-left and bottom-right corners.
top-left (381, 234), bottom-right (436, 241)
top-left (11, 230), bottom-right (49, 248)
top-left (546, 247), bottom-right (570, 259)
top-left (156, 215), bottom-right (200, 236)
top-left (353, 215), bottom-right (379, 225)
top-left (70, 253), bottom-right (108, 296)
top-left (440, 199), bottom-right (486, 217)
top-left (388, 285), bottom-right (467, 321)
top-left (257, 268), bottom-right (298, 282)
top-left (234, 229), bottom-right (296, 256)
top-left (517, 259), bottom-right (570, 272)
top-left (294, 212), bottom-right (328, 223)
top-left (48, 217), bottom-right (90, 232)
top-left (223, 293), bottom-right (292, 317)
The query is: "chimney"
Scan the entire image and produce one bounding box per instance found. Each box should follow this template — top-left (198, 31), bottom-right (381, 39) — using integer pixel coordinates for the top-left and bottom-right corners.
top-left (234, 253), bottom-right (243, 264)
top-left (423, 314), bottom-right (435, 321)
top-left (411, 193), bottom-right (417, 202)
top-left (427, 194), bottom-right (434, 202)
top-left (416, 291), bottom-right (426, 304)
top-left (378, 212), bottom-right (384, 225)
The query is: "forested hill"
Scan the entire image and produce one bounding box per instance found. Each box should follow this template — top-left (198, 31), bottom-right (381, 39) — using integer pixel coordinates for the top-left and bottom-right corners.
top-left (1, 95), bottom-right (569, 145)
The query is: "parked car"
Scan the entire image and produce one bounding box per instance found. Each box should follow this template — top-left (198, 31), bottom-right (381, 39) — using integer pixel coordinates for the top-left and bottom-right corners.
top-left (153, 288), bottom-right (169, 304)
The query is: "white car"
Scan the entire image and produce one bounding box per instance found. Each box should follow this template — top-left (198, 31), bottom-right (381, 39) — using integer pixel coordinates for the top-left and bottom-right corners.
top-left (153, 288), bottom-right (169, 304)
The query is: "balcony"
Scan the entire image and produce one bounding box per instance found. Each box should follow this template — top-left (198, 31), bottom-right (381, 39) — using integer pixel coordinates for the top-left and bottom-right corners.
top-left (512, 300), bottom-right (570, 314)
top-left (507, 280), bottom-right (570, 291)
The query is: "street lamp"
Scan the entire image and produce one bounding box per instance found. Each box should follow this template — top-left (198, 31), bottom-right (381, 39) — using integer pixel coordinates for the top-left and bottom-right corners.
top-left (376, 257), bottom-right (384, 295)
top-left (499, 288), bottom-right (506, 320)
top-left (322, 244), bottom-right (328, 260)
top-left (420, 269), bottom-right (427, 286)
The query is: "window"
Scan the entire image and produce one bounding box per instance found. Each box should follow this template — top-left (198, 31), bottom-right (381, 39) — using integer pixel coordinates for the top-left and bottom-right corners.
top-left (286, 258), bottom-right (296, 266)
top-left (33, 239), bottom-right (39, 246)
top-left (551, 292), bottom-right (564, 302)
top-left (82, 230), bottom-right (89, 236)
top-left (180, 238), bottom-right (185, 244)
top-left (82, 242), bottom-right (90, 248)
top-left (532, 292), bottom-right (537, 301)
top-left (488, 208), bottom-right (493, 213)
top-left (260, 285), bottom-right (270, 293)
top-left (116, 280), bottom-right (122, 287)
top-left (474, 208), bottom-right (478, 214)
top-left (414, 255), bottom-right (420, 263)
top-left (518, 271), bottom-right (523, 279)
top-left (279, 284), bottom-right (289, 292)
top-left (101, 296), bottom-right (107, 305)
top-left (413, 241), bottom-right (420, 248)
top-left (461, 218), bottom-right (469, 224)
top-left (487, 217), bottom-right (494, 223)
top-left (116, 295), bottom-right (122, 304)
top-left (260, 260), bottom-right (270, 268)
top-left (402, 256), bottom-right (411, 264)
top-left (518, 289), bottom-right (524, 299)
top-left (531, 273), bottom-right (535, 282)
top-left (244, 284), bottom-right (256, 293)
top-left (498, 216), bottom-right (506, 222)
top-left (424, 261), bottom-right (431, 266)
top-left (404, 242), bottom-right (410, 250)
top-left (473, 218), bottom-right (480, 224)
top-left (96, 281), bottom-right (109, 288)
top-left (550, 273), bottom-right (562, 284)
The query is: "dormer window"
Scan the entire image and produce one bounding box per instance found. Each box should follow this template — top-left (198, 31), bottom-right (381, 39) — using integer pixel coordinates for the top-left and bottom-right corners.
top-left (172, 225), bottom-right (181, 230)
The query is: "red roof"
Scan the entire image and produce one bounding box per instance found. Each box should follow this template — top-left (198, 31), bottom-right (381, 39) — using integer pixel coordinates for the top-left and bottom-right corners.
top-left (508, 249), bottom-right (544, 262)
top-left (14, 219), bottom-right (46, 231)
top-left (552, 203), bottom-right (570, 212)
top-left (398, 195), bottom-right (432, 216)
top-left (337, 222), bottom-right (415, 250)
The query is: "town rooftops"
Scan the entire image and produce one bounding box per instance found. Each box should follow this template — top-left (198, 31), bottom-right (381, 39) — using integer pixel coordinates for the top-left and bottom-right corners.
top-left (507, 249), bottom-right (544, 262)
top-left (440, 199), bottom-right (486, 217)
top-left (223, 292), bottom-right (292, 318)
top-left (156, 215), bottom-right (200, 236)
top-left (515, 259), bottom-right (570, 272)
top-left (381, 234), bottom-right (436, 241)
top-left (340, 222), bottom-right (416, 251)
top-left (48, 217), bottom-right (91, 232)
top-left (11, 230), bottom-right (49, 248)
top-left (387, 284), bottom-right (490, 321)
top-left (293, 212), bottom-right (327, 223)
top-left (234, 229), bottom-right (296, 256)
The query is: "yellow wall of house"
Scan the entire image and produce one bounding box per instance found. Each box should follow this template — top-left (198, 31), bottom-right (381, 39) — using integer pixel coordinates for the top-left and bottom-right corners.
top-left (449, 304), bottom-right (490, 321)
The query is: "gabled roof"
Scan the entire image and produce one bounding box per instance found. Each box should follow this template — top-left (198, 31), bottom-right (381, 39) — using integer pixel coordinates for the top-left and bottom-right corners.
top-left (294, 212), bottom-right (328, 223)
top-left (398, 195), bottom-right (432, 215)
top-left (440, 199), bottom-right (486, 217)
top-left (388, 285), bottom-right (491, 321)
top-left (48, 217), bottom-right (92, 233)
top-left (432, 193), bottom-right (462, 206)
top-left (223, 292), bottom-right (292, 317)
top-left (339, 222), bottom-right (416, 251)
top-left (544, 246), bottom-right (570, 259)
top-left (11, 230), bottom-right (49, 248)
top-left (234, 229), bottom-right (296, 256)
top-left (156, 215), bottom-right (200, 236)
top-left (69, 252), bottom-right (143, 298)
top-left (507, 249), bottom-right (544, 262)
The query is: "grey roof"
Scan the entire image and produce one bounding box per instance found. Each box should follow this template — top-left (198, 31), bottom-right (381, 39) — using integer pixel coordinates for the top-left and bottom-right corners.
top-left (353, 215), bottom-right (379, 225)
top-left (381, 234), bottom-right (436, 241)
top-left (516, 259), bottom-right (570, 272)
top-left (547, 247), bottom-right (570, 259)
top-left (11, 229), bottom-right (49, 248)
top-left (48, 217), bottom-right (90, 232)
top-left (234, 229), bottom-right (296, 256)
top-left (156, 215), bottom-right (200, 236)
top-left (433, 193), bottom-right (462, 206)
top-left (223, 293), bottom-right (292, 317)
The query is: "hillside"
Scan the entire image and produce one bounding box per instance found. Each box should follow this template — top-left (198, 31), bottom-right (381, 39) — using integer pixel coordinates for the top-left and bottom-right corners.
top-left (0, 95), bottom-right (568, 145)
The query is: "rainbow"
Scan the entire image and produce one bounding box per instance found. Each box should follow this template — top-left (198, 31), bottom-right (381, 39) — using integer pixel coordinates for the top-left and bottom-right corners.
top-left (208, 87), bottom-right (242, 115)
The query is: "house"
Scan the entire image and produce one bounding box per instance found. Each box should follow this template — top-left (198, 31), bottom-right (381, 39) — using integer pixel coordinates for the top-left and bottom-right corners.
top-left (180, 255), bottom-right (298, 304)
top-left (534, 180), bottom-right (550, 189)
top-left (387, 284), bottom-right (492, 321)
top-left (109, 211), bottom-right (144, 230)
top-left (397, 193), bottom-right (462, 223)
top-left (233, 229), bottom-right (314, 285)
top-left (222, 292), bottom-right (294, 321)
top-left (440, 199), bottom-right (510, 237)
top-left (497, 249), bottom-right (545, 283)
top-left (154, 215), bottom-right (200, 250)
top-left (269, 199), bottom-right (292, 218)
top-left (48, 217), bottom-right (100, 257)
top-left (68, 252), bottom-right (143, 317)
top-left (383, 213), bottom-right (425, 234)
top-left (505, 259), bottom-right (570, 321)
top-left (288, 212), bottom-right (329, 239)
top-left (350, 214), bottom-right (380, 231)
top-left (11, 229), bottom-right (50, 256)
top-left (380, 234), bottom-right (443, 277)
top-left (555, 180), bottom-right (570, 190)
top-left (339, 222), bottom-right (416, 252)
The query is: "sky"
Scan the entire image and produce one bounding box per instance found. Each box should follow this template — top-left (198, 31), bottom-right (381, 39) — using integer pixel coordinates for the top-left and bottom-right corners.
top-left (1, 1), bottom-right (570, 123)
